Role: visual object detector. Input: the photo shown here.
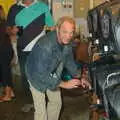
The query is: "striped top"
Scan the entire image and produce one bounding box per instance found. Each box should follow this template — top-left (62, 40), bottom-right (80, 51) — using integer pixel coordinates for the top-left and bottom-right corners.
top-left (7, 1), bottom-right (55, 50)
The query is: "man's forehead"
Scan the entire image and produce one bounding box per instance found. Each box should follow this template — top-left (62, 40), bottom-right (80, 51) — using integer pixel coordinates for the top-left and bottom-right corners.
top-left (60, 21), bottom-right (75, 28)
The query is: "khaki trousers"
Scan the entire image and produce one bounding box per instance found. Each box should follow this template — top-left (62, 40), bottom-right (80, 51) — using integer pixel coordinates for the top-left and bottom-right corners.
top-left (29, 84), bottom-right (62, 120)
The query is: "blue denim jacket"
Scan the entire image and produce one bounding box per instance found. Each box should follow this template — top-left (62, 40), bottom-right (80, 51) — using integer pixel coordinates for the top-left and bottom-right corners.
top-left (25, 31), bottom-right (80, 92)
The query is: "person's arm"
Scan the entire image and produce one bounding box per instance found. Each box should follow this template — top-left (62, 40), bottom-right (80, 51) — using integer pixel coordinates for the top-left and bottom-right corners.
top-left (6, 4), bottom-right (19, 39)
top-left (58, 79), bottom-right (81, 89)
top-left (6, 26), bottom-right (19, 37)
top-left (64, 45), bottom-right (81, 77)
top-left (7, 4), bottom-right (17, 27)
top-left (64, 46), bottom-right (91, 88)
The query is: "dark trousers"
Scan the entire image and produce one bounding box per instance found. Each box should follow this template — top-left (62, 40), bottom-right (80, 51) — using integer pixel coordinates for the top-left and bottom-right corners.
top-left (0, 47), bottom-right (13, 88)
top-left (17, 48), bottom-right (31, 96)
top-left (0, 60), bottom-right (13, 87)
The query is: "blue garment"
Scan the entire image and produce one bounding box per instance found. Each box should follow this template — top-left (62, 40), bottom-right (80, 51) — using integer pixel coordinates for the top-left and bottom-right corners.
top-left (25, 31), bottom-right (81, 92)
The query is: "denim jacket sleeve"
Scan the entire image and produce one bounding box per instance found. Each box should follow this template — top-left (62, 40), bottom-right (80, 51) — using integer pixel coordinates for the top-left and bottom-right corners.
top-left (64, 45), bottom-right (81, 78)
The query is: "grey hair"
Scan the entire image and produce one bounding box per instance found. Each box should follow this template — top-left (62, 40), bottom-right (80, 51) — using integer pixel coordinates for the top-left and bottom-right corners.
top-left (57, 16), bottom-right (76, 30)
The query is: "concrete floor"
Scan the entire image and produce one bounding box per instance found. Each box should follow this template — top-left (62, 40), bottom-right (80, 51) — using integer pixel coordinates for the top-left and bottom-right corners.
top-left (0, 75), bottom-right (90, 120)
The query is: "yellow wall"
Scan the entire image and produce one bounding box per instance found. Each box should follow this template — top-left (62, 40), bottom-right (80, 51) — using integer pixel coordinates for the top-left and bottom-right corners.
top-left (0, 0), bottom-right (16, 16)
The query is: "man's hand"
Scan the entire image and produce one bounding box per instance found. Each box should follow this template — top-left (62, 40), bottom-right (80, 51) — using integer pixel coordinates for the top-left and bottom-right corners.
top-left (6, 26), bottom-right (19, 36)
top-left (59, 79), bottom-right (81, 89)
top-left (80, 77), bottom-right (91, 89)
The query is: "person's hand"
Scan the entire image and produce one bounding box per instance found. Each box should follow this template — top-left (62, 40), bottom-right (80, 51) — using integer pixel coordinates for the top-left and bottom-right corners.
top-left (6, 26), bottom-right (19, 36)
top-left (59, 79), bottom-right (81, 89)
top-left (80, 77), bottom-right (91, 89)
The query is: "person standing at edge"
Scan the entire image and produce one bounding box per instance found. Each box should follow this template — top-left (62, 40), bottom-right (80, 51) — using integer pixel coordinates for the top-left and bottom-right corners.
top-left (0, 5), bottom-right (14, 102)
top-left (25, 16), bottom-right (90, 120)
top-left (6, 0), bottom-right (55, 96)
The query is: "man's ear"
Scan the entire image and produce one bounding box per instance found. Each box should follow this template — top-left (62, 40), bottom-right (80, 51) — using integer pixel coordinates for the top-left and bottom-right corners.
top-left (56, 27), bottom-right (59, 35)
